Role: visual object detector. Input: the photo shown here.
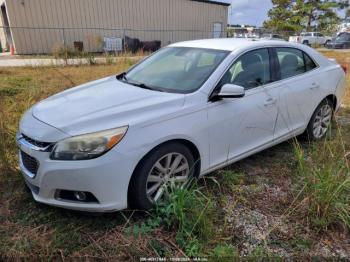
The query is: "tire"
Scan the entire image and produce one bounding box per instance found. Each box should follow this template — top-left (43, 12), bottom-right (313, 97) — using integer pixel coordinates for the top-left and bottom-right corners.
top-left (128, 142), bottom-right (195, 210)
top-left (306, 99), bottom-right (334, 141)
top-left (324, 40), bottom-right (330, 47)
top-left (302, 40), bottom-right (309, 46)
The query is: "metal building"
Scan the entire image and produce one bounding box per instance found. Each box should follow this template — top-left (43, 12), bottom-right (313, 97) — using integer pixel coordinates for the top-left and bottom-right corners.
top-left (0, 0), bottom-right (229, 54)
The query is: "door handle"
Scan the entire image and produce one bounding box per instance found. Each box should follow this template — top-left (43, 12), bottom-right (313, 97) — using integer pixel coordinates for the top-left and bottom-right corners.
top-left (310, 82), bottom-right (320, 90)
top-left (264, 98), bottom-right (277, 106)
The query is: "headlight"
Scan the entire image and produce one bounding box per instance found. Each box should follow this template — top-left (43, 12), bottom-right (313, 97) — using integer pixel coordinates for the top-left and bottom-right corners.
top-left (50, 126), bottom-right (128, 160)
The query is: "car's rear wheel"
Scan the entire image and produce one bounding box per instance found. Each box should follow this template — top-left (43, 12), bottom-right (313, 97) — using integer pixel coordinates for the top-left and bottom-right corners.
top-left (306, 99), bottom-right (334, 140)
top-left (302, 40), bottom-right (309, 45)
top-left (128, 142), bottom-right (195, 210)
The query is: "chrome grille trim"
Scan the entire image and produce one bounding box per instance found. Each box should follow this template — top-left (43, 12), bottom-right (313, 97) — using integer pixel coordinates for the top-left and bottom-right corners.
top-left (22, 134), bottom-right (52, 148)
top-left (16, 133), bottom-right (53, 152)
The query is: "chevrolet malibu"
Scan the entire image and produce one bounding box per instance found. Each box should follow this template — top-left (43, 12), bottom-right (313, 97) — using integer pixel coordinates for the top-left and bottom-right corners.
top-left (17, 39), bottom-right (347, 212)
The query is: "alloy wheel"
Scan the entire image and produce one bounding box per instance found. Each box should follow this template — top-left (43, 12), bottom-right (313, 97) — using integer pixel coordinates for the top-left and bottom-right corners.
top-left (312, 104), bottom-right (332, 139)
top-left (146, 152), bottom-right (190, 203)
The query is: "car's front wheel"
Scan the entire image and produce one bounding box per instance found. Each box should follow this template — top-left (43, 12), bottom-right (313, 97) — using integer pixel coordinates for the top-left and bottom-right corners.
top-left (306, 99), bottom-right (334, 140)
top-left (128, 142), bottom-right (195, 210)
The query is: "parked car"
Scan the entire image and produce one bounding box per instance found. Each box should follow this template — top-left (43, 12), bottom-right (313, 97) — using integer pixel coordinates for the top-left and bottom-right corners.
top-left (17, 39), bottom-right (347, 212)
top-left (325, 32), bottom-right (350, 49)
top-left (262, 34), bottom-right (285, 41)
top-left (289, 32), bottom-right (332, 46)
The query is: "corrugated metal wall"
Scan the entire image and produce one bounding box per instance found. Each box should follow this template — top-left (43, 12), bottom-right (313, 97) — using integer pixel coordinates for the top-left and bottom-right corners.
top-left (4, 0), bottom-right (228, 54)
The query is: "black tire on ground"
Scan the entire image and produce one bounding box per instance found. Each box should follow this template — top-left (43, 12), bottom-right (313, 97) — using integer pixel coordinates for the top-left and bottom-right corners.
top-left (324, 40), bottom-right (330, 47)
top-left (128, 142), bottom-right (195, 210)
top-left (306, 98), bottom-right (334, 141)
top-left (302, 40), bottom-right (309, 46)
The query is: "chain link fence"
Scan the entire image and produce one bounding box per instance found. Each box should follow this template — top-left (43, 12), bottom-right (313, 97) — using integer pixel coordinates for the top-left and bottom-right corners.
top-left (0, 26), bottom-right (226, 55)
top-left (0, 26), bottom-right (346, 55)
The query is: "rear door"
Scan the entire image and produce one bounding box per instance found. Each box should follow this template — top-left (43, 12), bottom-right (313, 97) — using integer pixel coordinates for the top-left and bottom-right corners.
top-left (272, 47), bottom-right (322, 138)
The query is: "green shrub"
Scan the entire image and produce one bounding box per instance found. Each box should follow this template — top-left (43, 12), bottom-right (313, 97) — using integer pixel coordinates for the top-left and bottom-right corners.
top-left (52, 45), bottom-right (79, 59)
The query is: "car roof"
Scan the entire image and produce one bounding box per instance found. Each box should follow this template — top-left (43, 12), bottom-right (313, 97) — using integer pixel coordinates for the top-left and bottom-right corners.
top-left (169, 38), bottom-right (306, 52)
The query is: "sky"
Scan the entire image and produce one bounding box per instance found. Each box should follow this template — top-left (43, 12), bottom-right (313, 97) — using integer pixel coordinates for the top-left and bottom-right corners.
top-left (228, 0), bottom-right (272, 26)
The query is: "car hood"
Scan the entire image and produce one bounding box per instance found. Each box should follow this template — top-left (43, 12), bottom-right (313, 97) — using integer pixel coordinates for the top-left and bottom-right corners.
top-left (32, 76), bottom-right (185, 136)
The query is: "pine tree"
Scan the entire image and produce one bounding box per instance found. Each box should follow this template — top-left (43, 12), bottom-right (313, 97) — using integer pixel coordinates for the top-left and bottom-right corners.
top-left (293, 0), bottom-right (341, 30)
top-left (263, 0), bottom-right (301, 33)
top-left (264, 0), bottom-right (347, 33)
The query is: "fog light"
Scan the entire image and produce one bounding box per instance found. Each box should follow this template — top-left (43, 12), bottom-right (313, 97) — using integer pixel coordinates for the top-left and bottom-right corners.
top-left (74, 191), bottom-right (87, 201)
top-left (56, 189), bottom-right (99, 203)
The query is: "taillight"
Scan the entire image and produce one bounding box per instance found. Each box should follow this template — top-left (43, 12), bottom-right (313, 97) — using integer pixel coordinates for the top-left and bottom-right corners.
top-left (341, 64), bottom-right (348, 74)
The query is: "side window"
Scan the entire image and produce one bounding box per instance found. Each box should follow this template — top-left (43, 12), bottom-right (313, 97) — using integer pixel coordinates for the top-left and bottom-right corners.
top-left (304, 53), bottom-right (317, 71)
top-left (218, 48), bottom-right (271, 90)
top-left (276, 48), bottom-right (306, 79)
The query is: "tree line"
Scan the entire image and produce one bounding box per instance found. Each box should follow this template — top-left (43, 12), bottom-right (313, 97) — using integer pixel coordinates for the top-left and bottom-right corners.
top-left (264, 0), bottom-right (349, 34)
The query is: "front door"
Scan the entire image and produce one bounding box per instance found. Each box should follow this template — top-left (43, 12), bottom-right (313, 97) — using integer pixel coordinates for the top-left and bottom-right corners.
top-left (207, 48), bottom-right (279, 167)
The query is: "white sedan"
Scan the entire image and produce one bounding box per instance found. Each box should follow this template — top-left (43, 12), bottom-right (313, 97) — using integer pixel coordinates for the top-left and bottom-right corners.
top-left (17, 39), bottom-right (347, 212)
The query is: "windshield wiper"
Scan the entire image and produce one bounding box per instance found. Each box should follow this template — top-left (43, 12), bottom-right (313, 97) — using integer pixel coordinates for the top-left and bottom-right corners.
top-left (117, 72), bottom-right (158, 91)
top-left (128, 81), bottom-right (156, 91)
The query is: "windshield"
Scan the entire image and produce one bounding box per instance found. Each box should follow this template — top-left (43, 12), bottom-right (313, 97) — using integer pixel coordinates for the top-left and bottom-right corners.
top-left (336, 33), bottom-right (350, 42)
top-left (123, 47), bottom-right (229, 93)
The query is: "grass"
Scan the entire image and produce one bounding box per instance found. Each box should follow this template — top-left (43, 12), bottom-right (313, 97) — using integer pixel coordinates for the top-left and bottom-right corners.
top-left (0, 50), bottom-right (350, 259)
top-left (293, 134), bottom-right (350, 231)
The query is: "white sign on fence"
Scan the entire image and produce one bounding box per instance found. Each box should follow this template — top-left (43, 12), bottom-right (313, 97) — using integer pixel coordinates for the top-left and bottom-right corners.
top-left (104, 37), bottom-right (123, 52)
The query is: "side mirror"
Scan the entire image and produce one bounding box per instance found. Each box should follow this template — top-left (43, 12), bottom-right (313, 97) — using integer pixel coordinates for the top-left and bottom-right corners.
top-left (217, 84), bottom-right (245, 98)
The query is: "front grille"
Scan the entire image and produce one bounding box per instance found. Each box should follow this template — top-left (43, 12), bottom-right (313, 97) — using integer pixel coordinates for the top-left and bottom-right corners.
top-left (22, 134), bottom-right (52, 149)
top-left (21, 150), bottom-right (39, 175)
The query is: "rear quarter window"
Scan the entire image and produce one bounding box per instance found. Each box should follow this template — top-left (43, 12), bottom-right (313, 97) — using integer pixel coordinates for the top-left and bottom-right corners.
top-left (304, 53), bottom-right (317, 71)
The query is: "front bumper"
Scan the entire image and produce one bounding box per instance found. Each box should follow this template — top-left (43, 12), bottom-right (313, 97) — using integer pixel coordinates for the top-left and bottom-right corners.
top-left (17, 133), bottom-right (136, 212)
